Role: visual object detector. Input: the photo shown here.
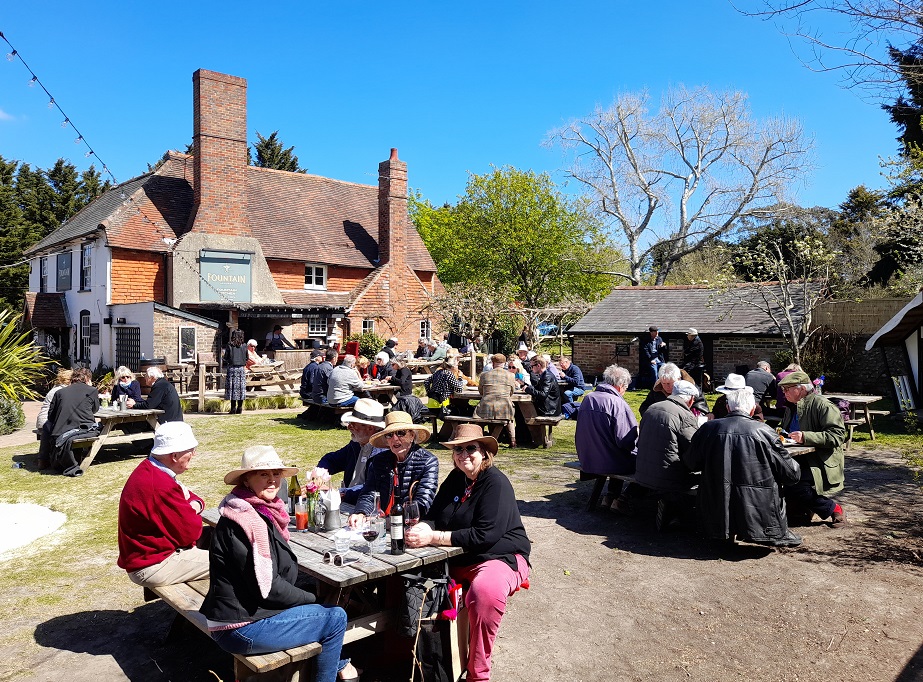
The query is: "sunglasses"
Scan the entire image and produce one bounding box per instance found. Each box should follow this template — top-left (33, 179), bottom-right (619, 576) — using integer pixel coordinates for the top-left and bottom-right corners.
top-left (385, 430), bottom-right (409, 439)
top-left (453, 445), bottom-right (480, 455)
top-left (323, 551), bottom-right (358, 567)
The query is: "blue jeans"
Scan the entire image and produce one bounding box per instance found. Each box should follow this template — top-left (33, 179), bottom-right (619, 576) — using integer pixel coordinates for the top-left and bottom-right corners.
top-left (564, 386), bottom-right (584, 404)
top-left (212, 604), bottom-right (348, 682)
top-left (335, 395), bottom-right (358, 407)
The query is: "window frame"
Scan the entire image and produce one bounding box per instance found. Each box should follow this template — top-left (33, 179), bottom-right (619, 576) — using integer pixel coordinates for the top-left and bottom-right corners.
top-left (79, 310), bottom-right (91, 362)
top-left (304, 264), bottom-right (327, 291)
top-left (362, 319), bottom-right (375, 334)
top-left (80, 242), bottom-right (92, 291)
top-left (420, 319), bottom-right (432, 340)
top-left (39, 257), bottom-right (48, 293)
top-left (307, 316), bottom-right (328, 336)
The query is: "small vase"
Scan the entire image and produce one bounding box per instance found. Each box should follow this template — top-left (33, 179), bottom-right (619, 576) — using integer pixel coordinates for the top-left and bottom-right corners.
top-left (307, 496), bottom-right (317, 531)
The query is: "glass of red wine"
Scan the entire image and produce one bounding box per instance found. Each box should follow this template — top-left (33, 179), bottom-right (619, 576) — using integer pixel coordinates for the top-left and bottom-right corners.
top-left (362, 516), bottom-right (383, 554)
top-left (404, 499), bottom-right (421, 531)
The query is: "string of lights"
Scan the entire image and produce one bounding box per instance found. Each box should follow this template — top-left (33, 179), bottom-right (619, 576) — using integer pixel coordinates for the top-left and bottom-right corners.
top-left (2, 29), bottom-right (239, 306)
top-left (1, 30), bottom-right (118, 186)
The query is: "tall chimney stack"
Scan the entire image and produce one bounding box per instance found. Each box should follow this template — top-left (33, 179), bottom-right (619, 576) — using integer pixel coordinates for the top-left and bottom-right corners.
top-left (378, 148), bottom-right (407, 269)
top-left (191, 69), bottom-right (250, 236)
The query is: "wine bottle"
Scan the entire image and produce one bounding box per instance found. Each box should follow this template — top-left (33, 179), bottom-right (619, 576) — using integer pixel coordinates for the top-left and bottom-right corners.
top-left (390, 497), bottom-right (405, 555)
top-left (287, 475), bottom-right (301, 515)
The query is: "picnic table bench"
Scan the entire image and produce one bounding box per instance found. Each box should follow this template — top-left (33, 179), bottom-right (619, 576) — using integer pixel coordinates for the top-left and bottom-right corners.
top-left (431, 414), bottom-right (512, 439)
top-left (434, 389), bottom-right (565, 448)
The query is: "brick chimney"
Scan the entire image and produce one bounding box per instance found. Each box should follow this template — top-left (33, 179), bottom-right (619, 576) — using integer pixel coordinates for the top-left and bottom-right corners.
top-left (190, 69), bottom-right (250, 236)
top-left (378, 148), bottom-right (407, 269)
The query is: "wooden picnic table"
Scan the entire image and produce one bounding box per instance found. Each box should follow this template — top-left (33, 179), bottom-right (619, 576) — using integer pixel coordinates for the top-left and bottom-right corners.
top-left (201, 505), bottom-right (468, 677)
top-left (362, 382), bottom-right (400, 404)
top-left (442, 388), bottom-right (564, 447)
top-left (821, 392), bottom-right (884, 443)
top-left (77, 407), bottom-right (164, 471)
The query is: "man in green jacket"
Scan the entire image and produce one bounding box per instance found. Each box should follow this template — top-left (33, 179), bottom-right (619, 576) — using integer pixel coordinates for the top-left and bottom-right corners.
top-left (780, 371), bottom-right (847, 526)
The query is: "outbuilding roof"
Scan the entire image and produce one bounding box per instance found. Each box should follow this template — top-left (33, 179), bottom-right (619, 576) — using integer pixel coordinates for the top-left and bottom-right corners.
top-left (570, 284), bottom-right (822, 336)
top-left (865, 291), bottom-right (923, 349)
top-left (23, 292), bottom-right (70, 328)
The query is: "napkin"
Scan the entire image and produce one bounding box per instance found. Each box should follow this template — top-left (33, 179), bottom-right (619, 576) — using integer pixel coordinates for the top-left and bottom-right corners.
top-left (321, 487), bottom-right (341, 513)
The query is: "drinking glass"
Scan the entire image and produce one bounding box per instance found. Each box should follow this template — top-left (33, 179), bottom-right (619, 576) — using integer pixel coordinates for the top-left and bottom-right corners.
top-left (362, 517), bottom-right (383, 554)
top-left (294, 501), bottom-right (309, 532)
top-left (404, 500), bottom-right (421, 531)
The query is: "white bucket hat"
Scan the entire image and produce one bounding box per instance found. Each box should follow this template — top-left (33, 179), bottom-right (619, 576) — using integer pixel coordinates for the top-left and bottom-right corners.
top-left (224, 445), bottom-right (299, 486)
top-left (716, 373), bottom-right (754, 394)
top-left (150, 422), bottom-right (198, 455)
top-left (341, 398), bottom-right (386, 429)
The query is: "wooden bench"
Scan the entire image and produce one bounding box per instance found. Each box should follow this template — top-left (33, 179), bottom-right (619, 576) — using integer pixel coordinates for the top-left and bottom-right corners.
top-left (144, 580), bottom-right (323, 681)
top-left (564, 461), bottom-right (638, 511)
top-left (300, 399), bottom-right (351, 423)
top-left (525, 414), bottom-right (564, 448)
top-left (439, 415), bottom-right (511, 439)
top-left (844, 418), bottom-right (864, 451)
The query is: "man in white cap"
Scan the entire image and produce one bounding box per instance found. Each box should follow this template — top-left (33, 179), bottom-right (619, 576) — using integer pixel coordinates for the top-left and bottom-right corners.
top-left (712, 373), bottom-right (765, 421)
top-left (117, 422), bottom-right (209, 586)
top-left (317, 398), bottom-right (387, 503)
top-left (682, 328), bottom-right (704, 387)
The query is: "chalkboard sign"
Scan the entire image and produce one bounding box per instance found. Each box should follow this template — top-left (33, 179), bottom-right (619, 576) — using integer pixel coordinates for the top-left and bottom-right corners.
top-left (89, 323), bottom-right (100, 345)
top-left (615, 343), bottom-right (631, 356)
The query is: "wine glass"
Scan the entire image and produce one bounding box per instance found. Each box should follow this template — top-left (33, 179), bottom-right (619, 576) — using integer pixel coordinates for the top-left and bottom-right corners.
top-left (404, 500), bottom-right (421, 531)
top-left (362, 516), bottom-right (383, 554)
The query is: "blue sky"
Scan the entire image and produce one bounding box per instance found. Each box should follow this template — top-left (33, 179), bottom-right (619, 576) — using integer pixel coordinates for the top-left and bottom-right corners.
top-left (0, 1), bottom-right (902, 211)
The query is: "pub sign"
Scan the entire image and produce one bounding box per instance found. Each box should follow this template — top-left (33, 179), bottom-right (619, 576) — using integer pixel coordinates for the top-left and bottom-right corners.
top-left (200, 250), bottom-right (252, 303)
top-left (56, 252), bottom-right (72, 292)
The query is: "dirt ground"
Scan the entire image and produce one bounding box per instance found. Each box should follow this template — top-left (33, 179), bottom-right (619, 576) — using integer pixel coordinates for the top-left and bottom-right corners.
top-left (3, 414), bottom-right (923, 681)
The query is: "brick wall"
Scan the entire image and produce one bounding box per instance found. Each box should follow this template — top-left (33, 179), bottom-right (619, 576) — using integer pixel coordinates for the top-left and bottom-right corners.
top-left (191, 70), bottom-right (249, 237)
top-left (710, 337), bottom-right (790, 380)
top-left (378, 149), bottom-right (407, 269)
top-left (111, 249), bottom-right (165, 304)
top-left (152, 309), bottom-right (221, 364)
top-left (573, 334), bottom-right (639, 380)
top-left (328, 265), bottom-right (372, 292)
top-left (266, 260), bottom-right (303, 290)
top-left (350, 263), bottom-right (432, 351)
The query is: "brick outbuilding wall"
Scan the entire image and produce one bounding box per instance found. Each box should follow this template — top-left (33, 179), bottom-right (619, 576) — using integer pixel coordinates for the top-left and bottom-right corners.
top-left (111, 249), bottom-right (165, 304)
top-left (152, 308), bottom-right (221, 364)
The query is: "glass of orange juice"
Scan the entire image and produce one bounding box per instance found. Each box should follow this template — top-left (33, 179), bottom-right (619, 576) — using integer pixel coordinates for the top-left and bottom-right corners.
top-left (294, 501), bottom-right (309, 532)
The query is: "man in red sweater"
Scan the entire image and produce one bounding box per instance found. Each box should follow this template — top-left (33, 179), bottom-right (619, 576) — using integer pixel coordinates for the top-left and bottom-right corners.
top-left (117, 421), bottom-right (209, 586)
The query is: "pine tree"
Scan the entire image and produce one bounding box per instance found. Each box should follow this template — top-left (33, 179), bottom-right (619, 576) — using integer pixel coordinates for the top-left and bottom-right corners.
top-left (249, 131), bottom-right (305, 172)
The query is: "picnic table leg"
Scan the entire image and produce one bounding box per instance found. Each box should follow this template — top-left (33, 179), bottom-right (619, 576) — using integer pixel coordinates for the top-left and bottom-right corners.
top-left (587, 475), bottom-right (607, 512)
top-left (864, 404), bottom-right (876, 440)
top-left (79, 422), bottom-right (112, 471)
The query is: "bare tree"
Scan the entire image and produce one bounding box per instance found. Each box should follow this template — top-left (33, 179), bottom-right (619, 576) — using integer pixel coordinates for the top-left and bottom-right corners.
top-left (738, 0), bottom-right (923, 93)
top-left (547, 86), bottom-right (813, 286)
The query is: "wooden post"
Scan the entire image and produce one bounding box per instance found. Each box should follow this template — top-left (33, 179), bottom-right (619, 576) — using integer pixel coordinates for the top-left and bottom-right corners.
top-left (197, 361), bottom-right (206, 413)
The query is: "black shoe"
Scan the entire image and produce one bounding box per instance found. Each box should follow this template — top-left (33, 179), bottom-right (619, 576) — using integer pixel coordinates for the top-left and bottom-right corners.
top-left (769, 530), bottom-right (802, 547)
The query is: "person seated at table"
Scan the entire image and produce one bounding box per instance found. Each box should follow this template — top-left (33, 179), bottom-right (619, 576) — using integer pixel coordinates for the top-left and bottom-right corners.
top-left (517, 355), bottom-right (561, 417)
top-left (507, 357), bottom-right (531, 386)
top-left (117, 421), bottom-right (211, 585)
top-left (111, 365), bottom-right (146, 433)
top-left (639, 363), bottom-right (710, 419)
top-left (559, 357), bottom-right (586, 405)
top-left (515, 343), bottom-right (530, 368)
top-left (348, 411), bottom-right (439, 526)
top-left (200, 446), bottom-right (359, 682)
top-left (687, 388), bottom-right (802, 547)
top-left (265, 324), bottom-right (296, 351)
top-left (311, 349), bottom-right (337, 405)
top-left (415, 337), bottom-right (432, 359)
top-left (299, 350), bottom-right (324, 403)
top-left (778, 371), bottom-right (847, 527)
top-left (428, 338), bottom-right (448, 362)
top-left (326, 354), bottom-right (371, 408)
top-left (380, 337), bottom-right (399, 358)
top-left (406, 424), bottom-right (530, 682)
top-left (474, 353), bottom-right (518, 448)
top-left (36, 368), bottom-right (73, 470)
top-left (575, 365), bottom-right (638, 510)
top-left (369, 351), bottom-right (395, 382)
top-left (47, 367), bottom-right (99, 477)
top-left (245, 339), bottom-right (262, 370)
top-left (631, 380), bottom-right (700, 525)
top-left (318, 398), bottom-right (387, 504)
top-left (775, 362), bottom-right (802, 413)
top-left (423, 357), bottom-right (467, 417)
top-left (711, 373), bottom-right (765, 421)
top-left (356, 355), bottom-right (371, 380)
top-left (446, 348), bottom-right (477, 386)
top-left (746, 360), bottom-right (777, 412)
top-left (388, 355), bottom-right (414, 397)
top-left (128, 366), bottom-right (183, 424)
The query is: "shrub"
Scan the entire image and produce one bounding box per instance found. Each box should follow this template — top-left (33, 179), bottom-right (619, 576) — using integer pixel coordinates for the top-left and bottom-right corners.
top-left (0, 394), bottom-right (25, 436)
top-left (347, 331), bottom-right (386, 360)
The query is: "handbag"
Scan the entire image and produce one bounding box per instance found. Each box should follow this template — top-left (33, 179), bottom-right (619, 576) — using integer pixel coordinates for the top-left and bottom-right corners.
top-left (399, 560), bottom-right (452, 638)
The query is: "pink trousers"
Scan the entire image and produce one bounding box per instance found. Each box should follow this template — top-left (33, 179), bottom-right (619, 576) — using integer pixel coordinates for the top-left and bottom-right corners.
top-left (451, 555), bottom-right (529, 682)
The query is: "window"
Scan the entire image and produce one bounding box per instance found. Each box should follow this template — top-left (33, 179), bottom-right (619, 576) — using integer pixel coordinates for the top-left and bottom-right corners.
top-left (308, 316), bottom-right (328, 336)
top-left (362, 319), bottom-right (375, 334)
top-left (79, 310), bottom-right (91, 362)
top-left (115, 327), bottom-right (141, 371)
top-left (304, 264), bottom-right (327, 290)
top-left (80, 242), bottom-right (92, 290)
top-left (420, 319), bottom-right (432, 340)
top-left (39, 257), bottom-right (48, 293)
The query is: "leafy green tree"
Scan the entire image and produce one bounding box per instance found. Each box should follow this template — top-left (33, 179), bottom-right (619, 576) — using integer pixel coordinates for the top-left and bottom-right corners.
top-left (0, 310), bottom-right (50, 401)
top-left (413, 167), bottom-right (618, 309)
top-left (250, 131), bottom-right (305, 173)
top-left (827, 186), bottom-right (886, 293)
top-left (881, 44), bottom-right (923, 153)
top-left (869, 193), bottom-right (923, 292)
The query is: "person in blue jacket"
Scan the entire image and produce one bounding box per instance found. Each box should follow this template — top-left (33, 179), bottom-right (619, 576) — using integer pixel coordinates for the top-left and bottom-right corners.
top-left (317, 399), bottom-right (386, 504)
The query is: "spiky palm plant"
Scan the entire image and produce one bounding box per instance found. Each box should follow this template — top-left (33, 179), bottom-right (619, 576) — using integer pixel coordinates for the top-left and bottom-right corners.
top-left (0, 310), bottom-right (51, 401)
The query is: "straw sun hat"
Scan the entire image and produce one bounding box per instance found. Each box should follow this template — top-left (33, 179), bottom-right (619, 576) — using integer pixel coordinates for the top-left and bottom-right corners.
top-left (368, 411), bottom-right (431, 449)
top-left (224, 445), bottom-right (299, 486)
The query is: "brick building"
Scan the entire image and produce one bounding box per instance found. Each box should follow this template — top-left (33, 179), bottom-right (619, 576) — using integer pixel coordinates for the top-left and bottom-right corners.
top-left (22, 69), bottom-right (440, 370)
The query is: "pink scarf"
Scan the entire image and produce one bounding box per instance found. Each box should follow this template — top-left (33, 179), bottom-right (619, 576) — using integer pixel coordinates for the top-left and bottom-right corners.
top-left (219, 486), bottom-right (290, 598)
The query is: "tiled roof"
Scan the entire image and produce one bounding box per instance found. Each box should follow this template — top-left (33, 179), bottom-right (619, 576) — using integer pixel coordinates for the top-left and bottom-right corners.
top-left (27, 154), bottom-right (437, 274)
top-left (23, 292), bottom-right (70, 328)
top-left (247, 166), bottom-right (436, 271)
top-left (280, 290), bottom-right (351, 309)
top-left (569, 284), bottom-right (823, 336)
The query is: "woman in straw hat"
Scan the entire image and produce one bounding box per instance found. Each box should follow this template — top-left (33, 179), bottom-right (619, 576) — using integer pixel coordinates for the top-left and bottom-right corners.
top-left (347, 411), bottom-right (438, 528)
top-left (200, 446), bottom-right (359, 682)
top-left (406, 424), bottom-right (531, 682)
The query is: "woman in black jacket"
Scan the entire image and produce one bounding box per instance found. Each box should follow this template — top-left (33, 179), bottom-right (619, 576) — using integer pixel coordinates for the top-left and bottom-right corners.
top-left (388, 356), bottom-right (414, 397)
top-left (406, 424), bottom-right (530, 682)
top-left (224, 329), bottom-right (249, 414)
top-left (200, 446), bottom-right (358, 682)
top-left (518, 355), bottom-right (561, 416)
